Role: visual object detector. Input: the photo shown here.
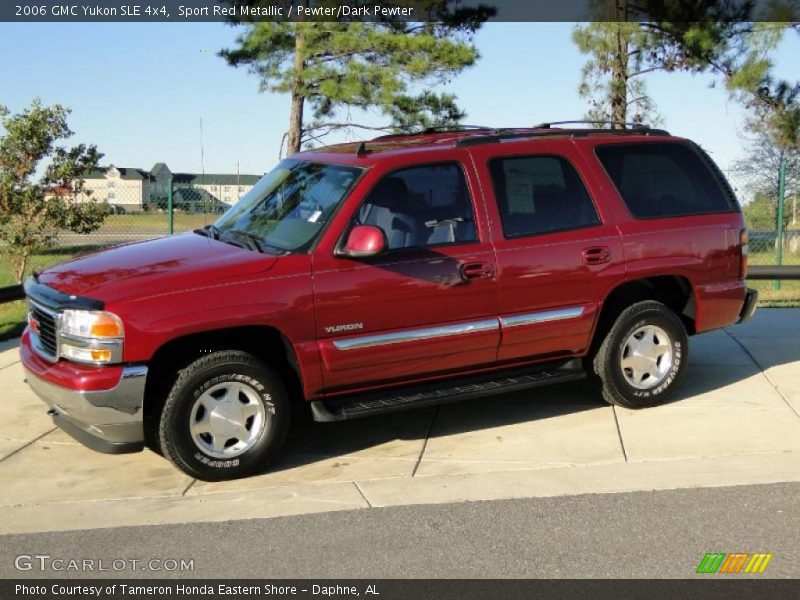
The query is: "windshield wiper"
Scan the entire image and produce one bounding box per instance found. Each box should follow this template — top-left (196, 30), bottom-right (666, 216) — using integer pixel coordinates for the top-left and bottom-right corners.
top-left (195, 224), bottom-right (221, 240)
top-left (219, 229), bottom-right (289, 256)
top-left (225, 230), bottom-right (264, 253)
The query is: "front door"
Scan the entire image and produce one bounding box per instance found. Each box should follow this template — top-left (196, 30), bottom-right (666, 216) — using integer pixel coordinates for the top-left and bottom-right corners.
top-left (312, 158), bottom-right (499, 393)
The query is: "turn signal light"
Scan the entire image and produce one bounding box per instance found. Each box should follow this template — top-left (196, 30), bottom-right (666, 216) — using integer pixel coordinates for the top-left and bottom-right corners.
top-left (60, 345), bottom-right (113, 364)
top-left (89, 313), bottom-right (124, 338)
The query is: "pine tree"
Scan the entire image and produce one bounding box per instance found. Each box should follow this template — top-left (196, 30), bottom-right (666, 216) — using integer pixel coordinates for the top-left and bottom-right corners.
top-left (220, 2), bottom-right (493, 155)
top-left (573, 0), bottom-right (754, 127)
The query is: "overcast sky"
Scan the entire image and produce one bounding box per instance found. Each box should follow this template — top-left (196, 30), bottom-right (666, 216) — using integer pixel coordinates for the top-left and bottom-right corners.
top-left (1, 21), bottom-right (798, 195)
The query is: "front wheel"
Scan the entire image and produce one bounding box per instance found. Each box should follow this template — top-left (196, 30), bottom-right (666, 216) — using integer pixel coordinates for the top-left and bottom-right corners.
top-left (592, 301), bottom-right (688, 409)
top-left (159, 350), bottom-right (290, 481)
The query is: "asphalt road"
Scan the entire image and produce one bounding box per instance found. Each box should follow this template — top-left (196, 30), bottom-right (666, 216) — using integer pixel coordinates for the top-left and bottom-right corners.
top-left (1, 482), bottom-right (798, 579)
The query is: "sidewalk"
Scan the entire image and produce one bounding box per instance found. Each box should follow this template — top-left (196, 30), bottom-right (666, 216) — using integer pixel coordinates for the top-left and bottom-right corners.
top-left (1, 310), bottom-right (798, 535)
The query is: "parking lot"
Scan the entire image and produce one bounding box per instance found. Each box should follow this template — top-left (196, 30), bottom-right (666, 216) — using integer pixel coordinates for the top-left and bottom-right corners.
top-left (1, 309), bottom-right (799, 536)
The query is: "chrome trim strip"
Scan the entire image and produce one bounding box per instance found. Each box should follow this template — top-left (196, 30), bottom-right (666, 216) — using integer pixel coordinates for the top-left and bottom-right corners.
top-left (499, 306), bottom-right (586, 329)
top-left (333, 319), bottom-right (499, 351)
top-left (59, 332), bottom-right (123, 348)
top-left (29, 299), bottom-right (59, 318)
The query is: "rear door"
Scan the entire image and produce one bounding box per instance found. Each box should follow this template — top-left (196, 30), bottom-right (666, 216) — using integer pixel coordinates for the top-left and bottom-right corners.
top-left (312, 152), bottom-right (500, 393)
top-left (470, 139), bottom-right (626, 362)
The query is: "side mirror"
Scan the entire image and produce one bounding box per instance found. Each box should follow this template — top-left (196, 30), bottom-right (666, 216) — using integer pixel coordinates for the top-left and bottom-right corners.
top-left (339, 225), bottom-right (386, 258)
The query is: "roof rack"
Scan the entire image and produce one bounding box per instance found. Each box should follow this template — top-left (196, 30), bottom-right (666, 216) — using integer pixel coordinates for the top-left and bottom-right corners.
top-left (532, 120), bottom-right (653, 130)
top-left (421, 124), bottom-right (495, 133)
top-left (372, 124), bottom-right (495, 141)
top-left (455, 125), bottom-right (671, 148)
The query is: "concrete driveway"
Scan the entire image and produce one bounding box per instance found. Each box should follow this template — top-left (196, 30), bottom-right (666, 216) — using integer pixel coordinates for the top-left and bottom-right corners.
top-left (1, 309), bottom-right (799, 535)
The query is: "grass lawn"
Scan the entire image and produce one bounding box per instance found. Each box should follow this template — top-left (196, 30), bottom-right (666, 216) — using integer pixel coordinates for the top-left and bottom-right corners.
top-left (749, 280), bottom-right (800, 307)
top-left (99, 213), bottom-right (215, 235)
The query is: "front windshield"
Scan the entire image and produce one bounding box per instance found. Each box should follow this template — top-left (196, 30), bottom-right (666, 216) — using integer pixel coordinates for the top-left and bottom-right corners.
top-left (214, 160), bottom-right (363, 253)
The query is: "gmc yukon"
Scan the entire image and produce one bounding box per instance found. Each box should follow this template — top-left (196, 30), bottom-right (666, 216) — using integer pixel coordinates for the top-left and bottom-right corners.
top-left (21, 124), bottom-right (758, 480)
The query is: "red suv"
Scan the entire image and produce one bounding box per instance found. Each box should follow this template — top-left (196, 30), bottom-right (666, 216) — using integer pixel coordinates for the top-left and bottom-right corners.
top-left (21, 124), bottom-right (758, 480)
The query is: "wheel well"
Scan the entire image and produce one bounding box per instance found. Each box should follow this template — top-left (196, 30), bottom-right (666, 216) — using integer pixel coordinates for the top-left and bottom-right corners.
top-left (142, 326), bottom-right (303, 449)
top-left (591, 276), bottom-right (696, 354)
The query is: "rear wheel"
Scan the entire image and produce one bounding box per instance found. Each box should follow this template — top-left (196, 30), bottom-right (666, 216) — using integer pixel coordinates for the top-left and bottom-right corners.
top-left (159, 350), bottom-right (290, 481)
top-left (592, 301), bottom-right (688, 408)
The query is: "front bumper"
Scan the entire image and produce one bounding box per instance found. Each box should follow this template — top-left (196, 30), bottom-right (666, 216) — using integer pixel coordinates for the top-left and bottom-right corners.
top-left (737, 287), bottom-right (759, 324)
top-left (21, 333), bottom-right (147, 454)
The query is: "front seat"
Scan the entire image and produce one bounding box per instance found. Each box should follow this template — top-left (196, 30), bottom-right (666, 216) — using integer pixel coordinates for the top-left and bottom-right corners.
top-left (360, 177), bottom-right (423, 250)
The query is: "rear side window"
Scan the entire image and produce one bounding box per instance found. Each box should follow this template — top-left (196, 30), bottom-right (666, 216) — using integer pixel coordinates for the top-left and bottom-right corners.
top-left (488, 155), bottom-right (601, 238)
top-left (595, 143), bottom-right (736, 219)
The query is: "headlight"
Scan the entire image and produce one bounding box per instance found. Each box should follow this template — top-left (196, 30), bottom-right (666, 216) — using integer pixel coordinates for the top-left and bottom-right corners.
top-left (60, 310), bottom-right (124, 338)
top-left (58, 310), bottom-right (124, 364)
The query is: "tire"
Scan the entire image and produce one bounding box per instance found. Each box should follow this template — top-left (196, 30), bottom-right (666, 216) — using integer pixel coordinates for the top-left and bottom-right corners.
top-left (592, 300), bottom-right (688, 409)
top-left (158, 350), bottom-right (290, 481)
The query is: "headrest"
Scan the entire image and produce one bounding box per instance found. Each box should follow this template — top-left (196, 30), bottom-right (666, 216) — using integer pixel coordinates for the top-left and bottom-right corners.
top-left (368, 177), bottom-right (409, 208)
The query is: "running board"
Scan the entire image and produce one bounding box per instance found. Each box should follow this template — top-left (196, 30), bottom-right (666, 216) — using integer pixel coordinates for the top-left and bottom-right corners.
top-left (310, 358), bottom-right (585, 422)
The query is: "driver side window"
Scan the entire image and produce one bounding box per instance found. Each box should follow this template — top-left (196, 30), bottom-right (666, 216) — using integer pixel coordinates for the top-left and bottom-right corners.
top-left (357, 163), bottom-right (478, 250)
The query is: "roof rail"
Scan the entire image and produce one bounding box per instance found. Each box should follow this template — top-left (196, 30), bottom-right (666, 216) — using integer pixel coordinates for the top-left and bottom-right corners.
top-left (532, 120), bottom-right (653, 130)
top-left (421, 124), bottom-right (495, 133)
top-left (372, 124), bottom-right (495, 141)
top-left (455, 126), bottom-right (671, 148)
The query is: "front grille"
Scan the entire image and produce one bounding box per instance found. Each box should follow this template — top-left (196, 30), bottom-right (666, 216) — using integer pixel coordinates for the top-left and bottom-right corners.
top-left (29, 302), bottom-right (58, 359)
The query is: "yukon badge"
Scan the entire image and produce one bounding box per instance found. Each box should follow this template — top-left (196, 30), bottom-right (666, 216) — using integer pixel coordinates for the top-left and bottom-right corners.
top-left (325, 322), bottom-right (364, 334)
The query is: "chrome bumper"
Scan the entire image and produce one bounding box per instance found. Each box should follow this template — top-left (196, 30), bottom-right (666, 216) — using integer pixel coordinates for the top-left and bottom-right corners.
top-left (24, 364), bottom-right (147, 454)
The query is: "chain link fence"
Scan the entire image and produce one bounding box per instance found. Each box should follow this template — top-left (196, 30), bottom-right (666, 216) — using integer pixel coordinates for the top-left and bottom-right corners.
top-left (55, 168), bottom-right (259, 246)
top-left (721, 165), bottom-right (800, 306)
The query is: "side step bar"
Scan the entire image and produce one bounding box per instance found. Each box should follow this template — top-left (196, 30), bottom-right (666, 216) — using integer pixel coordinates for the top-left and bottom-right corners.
top-left (311, 358), bottom-right (585, 422)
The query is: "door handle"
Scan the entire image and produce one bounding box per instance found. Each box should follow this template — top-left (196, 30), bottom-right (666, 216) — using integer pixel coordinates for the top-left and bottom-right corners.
top-left (582, 246), bottom-right (611, 265)
top-left (460, 262), bottom-right (493, 281)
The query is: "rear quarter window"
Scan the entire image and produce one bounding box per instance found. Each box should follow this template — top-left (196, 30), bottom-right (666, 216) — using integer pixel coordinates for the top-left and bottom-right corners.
top-left (595, 142), bottom-right (737, 219)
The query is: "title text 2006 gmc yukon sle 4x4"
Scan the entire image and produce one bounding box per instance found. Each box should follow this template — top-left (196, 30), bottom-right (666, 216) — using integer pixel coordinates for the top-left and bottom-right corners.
top-left (21, 124), bottom-right (758, 480)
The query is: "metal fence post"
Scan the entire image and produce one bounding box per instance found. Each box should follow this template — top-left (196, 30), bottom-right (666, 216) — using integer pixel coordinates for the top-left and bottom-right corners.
top-left (775, 159), bottom-right (786, 291)
top-left (167, 177), bottom-right (174, 236)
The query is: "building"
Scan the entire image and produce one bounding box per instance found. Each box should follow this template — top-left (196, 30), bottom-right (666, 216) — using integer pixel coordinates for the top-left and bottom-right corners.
top-left (75, 163), bottom-right (261, 212)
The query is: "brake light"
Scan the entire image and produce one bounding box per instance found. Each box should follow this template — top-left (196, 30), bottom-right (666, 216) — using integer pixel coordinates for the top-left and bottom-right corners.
top-left (740, 229), bottom-right (749, 279)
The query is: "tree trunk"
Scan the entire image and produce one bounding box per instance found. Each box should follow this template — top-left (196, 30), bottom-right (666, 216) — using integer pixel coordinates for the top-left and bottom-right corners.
top-left (286, 93), bottom-right (304, 156)
top-left (14, 253), bottom-right (28, 284)
top-left (610, 1), bottom-right (629, 128)
top-left (286, 26), bottom-right (306, 156)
